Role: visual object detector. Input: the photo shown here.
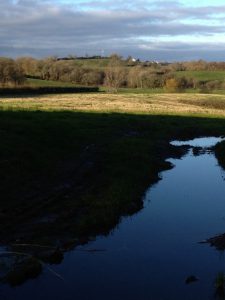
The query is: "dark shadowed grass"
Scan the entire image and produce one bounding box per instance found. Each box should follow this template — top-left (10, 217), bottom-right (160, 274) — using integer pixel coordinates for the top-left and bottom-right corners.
top-left (1, 109), bottom-right (225, 244)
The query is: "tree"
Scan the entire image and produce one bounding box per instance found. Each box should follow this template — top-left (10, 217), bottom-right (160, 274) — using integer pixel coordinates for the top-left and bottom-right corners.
top-left (104, 58), bottom-right (126, 92)
top-left (16, 57), bottom-right (38, 77)
top-left (0, 58), bottom-right (25, 86)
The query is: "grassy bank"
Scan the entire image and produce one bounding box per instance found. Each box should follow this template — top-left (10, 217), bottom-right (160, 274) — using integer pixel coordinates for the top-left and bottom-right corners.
top-left (1, 92), bottom-right (225, 284)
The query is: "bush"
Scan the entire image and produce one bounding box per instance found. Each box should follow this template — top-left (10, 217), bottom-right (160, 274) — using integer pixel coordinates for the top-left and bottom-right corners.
top-left (205, 80), bottom-right (222, 91)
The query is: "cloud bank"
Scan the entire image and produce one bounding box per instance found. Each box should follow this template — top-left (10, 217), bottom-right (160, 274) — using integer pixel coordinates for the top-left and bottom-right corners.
top-left (1, 0), bottom-right (225, 60)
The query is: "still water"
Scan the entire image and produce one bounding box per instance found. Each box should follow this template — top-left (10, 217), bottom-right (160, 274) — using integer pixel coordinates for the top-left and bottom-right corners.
top-left (2, 137), bottom-right (225, 300)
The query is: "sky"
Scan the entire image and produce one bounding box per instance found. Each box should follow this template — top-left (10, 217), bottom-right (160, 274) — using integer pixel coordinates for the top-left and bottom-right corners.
top-left (1, 0), bottom-right (225, 61)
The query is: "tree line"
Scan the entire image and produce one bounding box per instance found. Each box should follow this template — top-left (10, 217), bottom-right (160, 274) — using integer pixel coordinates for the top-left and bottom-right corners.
top-left (1, 55), bottom-right (225, 92)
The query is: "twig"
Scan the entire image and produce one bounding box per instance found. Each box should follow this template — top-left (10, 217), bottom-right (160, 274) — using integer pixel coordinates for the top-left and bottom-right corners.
top-left (45, 265), bottom-right (65, 282)
top-left (77, 248), bottom-right (106, 253)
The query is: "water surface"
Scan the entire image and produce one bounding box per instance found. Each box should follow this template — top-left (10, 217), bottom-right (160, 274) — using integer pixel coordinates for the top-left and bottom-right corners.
top-left (2, 137), bottom-right (225, 300)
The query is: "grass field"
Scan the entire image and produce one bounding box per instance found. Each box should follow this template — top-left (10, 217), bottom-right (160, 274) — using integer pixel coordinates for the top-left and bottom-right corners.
top-left (74, 58), bottom-right (111, 68)
top-left (176, 70), bottom-right (225, 81)
top-left (1, 92), bottom-right (225, 284)
top-left (2, 92), bottom-right (225, 115)
top-left (26, 79), bottom-right (166, 94)
top-left (26, 78), bottom-right (77, 87)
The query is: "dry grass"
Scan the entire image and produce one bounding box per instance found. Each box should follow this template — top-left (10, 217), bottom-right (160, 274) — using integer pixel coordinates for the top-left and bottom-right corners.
top-left (1, 92), bottom-right (225, 116)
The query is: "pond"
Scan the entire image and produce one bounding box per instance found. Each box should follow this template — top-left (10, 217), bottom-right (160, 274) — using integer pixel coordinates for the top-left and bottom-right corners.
top-left (2, 137), bottom-right (225, 300)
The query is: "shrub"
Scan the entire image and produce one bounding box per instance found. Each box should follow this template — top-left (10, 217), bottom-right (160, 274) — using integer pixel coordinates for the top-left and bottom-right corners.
top-left (164, 78), bottom-right (180, 92)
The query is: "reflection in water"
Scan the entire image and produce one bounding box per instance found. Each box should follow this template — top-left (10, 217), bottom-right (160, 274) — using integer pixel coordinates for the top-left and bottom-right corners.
top-left (2, 137), bottom-right (225, 300)
top-left (171, 136), bottom-right (225, 148)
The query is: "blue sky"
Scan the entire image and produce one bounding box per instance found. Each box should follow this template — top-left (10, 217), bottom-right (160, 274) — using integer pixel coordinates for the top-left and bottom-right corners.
top-left (1, 0), bottom-right (225, 60)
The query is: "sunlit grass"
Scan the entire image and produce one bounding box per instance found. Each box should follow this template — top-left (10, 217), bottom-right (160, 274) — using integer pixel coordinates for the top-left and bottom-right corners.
top-left (176, 70), bottom-right (225, 81)
top-left (2, 93), bottom-right (225, 117)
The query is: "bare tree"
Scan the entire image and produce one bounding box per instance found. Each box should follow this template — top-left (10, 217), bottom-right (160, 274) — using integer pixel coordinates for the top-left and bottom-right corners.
top-left (104, 58), bottom-right (126, 92)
